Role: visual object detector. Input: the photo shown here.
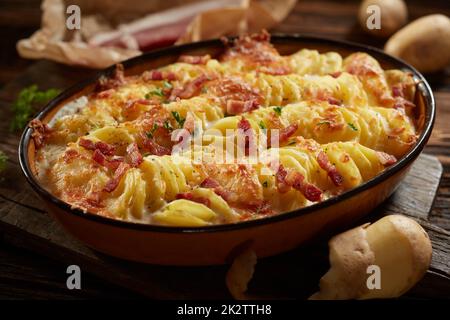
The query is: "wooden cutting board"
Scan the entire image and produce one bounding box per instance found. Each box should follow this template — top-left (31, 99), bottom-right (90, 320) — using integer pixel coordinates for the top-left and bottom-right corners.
top-left (0, 61), bottom-right (449, 299)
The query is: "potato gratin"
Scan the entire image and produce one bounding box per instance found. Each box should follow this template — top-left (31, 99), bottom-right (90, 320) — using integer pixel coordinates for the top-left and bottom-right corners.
top-left (32, 32), bottom-right (418, 226)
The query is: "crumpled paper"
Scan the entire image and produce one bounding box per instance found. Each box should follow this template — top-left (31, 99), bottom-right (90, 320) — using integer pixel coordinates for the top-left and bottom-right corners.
top-left (17, 0), bottom-right (296, 69)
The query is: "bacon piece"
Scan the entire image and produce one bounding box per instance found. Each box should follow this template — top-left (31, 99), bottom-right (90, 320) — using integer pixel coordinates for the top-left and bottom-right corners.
top-left (142, 70), bottom-right (177, 81)
top-left (226, 99), bottom-right (260, 115)
top-left (200, 178), bottom-right (230, 202)
top-left (275, 165), bottom-right (322, 201)
top-left (141, 134), bottom-right (172, 156)
top-left (176, 192), bottom-right (211, 207)
top-left (237, 118), bottom-right (254, 156)
top-left (63, 149), bottom-right (79, 162)
top-left (178, 54), bottom-right (211, 65)
top-left (126, 143), bottom-right (143, 167)
top-left (238, 118), bottom-right (252, 132)
top-left (170, 75), bottom-right (209, 100)
top-left (317, 151), bottom-right (344, 186)
top-left (96, 89), bottom-right (115, 99)
top-left (96, 64), bottom-right (125, 92)
top-left (327, 97), bottom-right (342, 106)
top-left (392, 85), bottom-right (403, 98)
top-left (92, 149), bottom-right (124, 170)
top-left (29, 119), bottom-right (52, 149)
top-left (103, 162), bottom-right (130, 193)
top-left (275, 165), bottom-right (291, 194)
top-left (279, 124), bottom-right (298, 143)
top-left (376, 152), bottom-right (397, 166)
top-left (79, 138), bottom-right (116, 156)
top-left (286, 171), bottom-right (322, 202)
top-left (330, 71), bottom-right (342, 78)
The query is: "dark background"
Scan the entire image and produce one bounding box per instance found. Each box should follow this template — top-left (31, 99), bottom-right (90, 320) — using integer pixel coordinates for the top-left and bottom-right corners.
top-left (0, 0), bottom-right (449, 299)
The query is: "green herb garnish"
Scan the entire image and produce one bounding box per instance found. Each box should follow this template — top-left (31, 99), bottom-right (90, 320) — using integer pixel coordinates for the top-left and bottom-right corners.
top-left (145, 88), bottom-right (165, 99)
top-left (0, 151), bottom-right (7, 173)
top-left (163, 81), bottom-right (173, 89)
top-left (201, 87), bottom-right (208, 94)
top-left (163, 120), bottom-right (173, 131)
top-left (10, 85), bottom-right (60, 131)
top-left (273, 106), bottom-right (282, 116)
top-left (347, 122), bottom-right (358, 131)
top-left (258, 121), bottom-right (267, 130)
top-left (171, 111), bottom-right (185, 127)
top-left (146, 123), bottom-right (159, 138)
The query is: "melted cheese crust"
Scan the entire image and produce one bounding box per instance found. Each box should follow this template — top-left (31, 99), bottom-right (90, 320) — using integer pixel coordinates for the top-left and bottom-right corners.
top-left (34, 33), bottom-right (417, 226)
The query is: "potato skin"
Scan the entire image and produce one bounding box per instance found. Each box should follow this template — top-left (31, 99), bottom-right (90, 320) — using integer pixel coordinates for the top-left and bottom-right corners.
top-left (358, 0), bottom-right (408, 38)
top-left (385, 14), bottom-right (450, 73)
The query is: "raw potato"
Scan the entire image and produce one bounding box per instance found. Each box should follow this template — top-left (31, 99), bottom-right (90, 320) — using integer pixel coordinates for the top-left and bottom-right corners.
top-left (385, 14), bottom-right (450, 73)
top-left (358, 0), bottom-right (408, 38)
top-left (310, 215), bottom-right (432, 300)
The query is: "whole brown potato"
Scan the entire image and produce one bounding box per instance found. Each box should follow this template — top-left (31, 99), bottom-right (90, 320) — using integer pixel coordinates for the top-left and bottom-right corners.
top-left (358, 0), bottom-right (408, 38)
top-left (385, 14), bottom-right (450, 73)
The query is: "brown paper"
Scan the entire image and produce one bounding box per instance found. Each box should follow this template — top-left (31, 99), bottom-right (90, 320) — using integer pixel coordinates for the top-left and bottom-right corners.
top-left (17, 0), bottom-right (296, 69)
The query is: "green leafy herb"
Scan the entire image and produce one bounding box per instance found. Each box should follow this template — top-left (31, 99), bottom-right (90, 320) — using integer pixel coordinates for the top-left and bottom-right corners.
top-left (201, 86), bottom-right (208, 94)
top-left (273, 106), bottom-right (282, 116)
top-left (347, 122), bottom-right (358, 131)
top-left (10, 85), bottom-right (60, 131)
top-left (262, 181), bottom-right (268, 188)
top-left (145, 88), bottom-right (165, 99)
top-left (146, 123), bottom-right (159, 138)
top-left (258, 121), bottom-right (267, 130)
top-left (171, 111), bottom-right (185, 127)
top-left (163, 120), bottom-right (173, 131)
top-left (0, 151), bottom-right (7, 173)
top-left (163, 81), bottom-right (173, 89)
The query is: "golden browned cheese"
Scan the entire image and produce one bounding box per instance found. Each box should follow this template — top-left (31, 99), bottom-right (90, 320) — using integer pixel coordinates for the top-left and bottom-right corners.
top-left (34, 33), bottom-right (417, 226)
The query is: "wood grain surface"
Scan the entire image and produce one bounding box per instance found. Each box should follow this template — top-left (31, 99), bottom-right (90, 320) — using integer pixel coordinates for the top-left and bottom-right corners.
top-left (0, 0), bottom-right (449, 299)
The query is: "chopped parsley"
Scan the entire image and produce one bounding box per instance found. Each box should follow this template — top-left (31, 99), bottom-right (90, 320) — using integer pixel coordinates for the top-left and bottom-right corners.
top-left (11, 85), bottom-right (60, 131)
top-left (171, 111), bottom-right (185, 127)
top-left (273, 106), bottom-right (282, 116)
top-left (146, 123), bottom-right (159, 138)
top-left (347, 122), bottom-right (358, 131)
top-left (163, 120), bottom-right (173, 131)
top-left (258, 121), bottom-right (267, 130)
top-left (145, 87), bottom-right (165, 99)
top-left (163, 81), bottom-right (173, 89)
top-left (201, 86), bottom-right (208, 94)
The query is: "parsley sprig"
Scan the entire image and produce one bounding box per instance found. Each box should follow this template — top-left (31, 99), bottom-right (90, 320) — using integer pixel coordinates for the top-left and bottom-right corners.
top-left (11, 85), bottom-right (60, 131)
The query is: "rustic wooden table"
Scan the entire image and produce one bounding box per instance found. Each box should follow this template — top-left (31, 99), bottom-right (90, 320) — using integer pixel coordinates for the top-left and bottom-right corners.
top-left (0, 0), bottom-right (449, 299)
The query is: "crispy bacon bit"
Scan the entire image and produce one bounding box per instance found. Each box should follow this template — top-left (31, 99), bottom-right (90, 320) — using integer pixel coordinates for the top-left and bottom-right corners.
top-left (238, 118), bottom-right (252, 132)
top-left (29, 119), bottom-right (52, 148)
top-left (226, 99), bottom-right (260, 115)
top-left (275, 165), bottom-right (290, 194)
top-left (103, 162), bottom-right (130, 193)
top-left (176, 192), bottom-right (211, 207)
top-left (286, 171), bottom-right (322, 202)
top-left (237, 118), bottom-right (254, 156)
top-left (141, 134), bottom-right (172, 156)
top-left (279, 124), bottom-right (298, 143)
top-left (200, 177), bottom-right (220, 189)
top-left (376, 152), bottom-right (397, 166)
top-left (317, 151), bottom-right (344, 186)
top-left (275, 165), bottom-right (322, 201)
top-left (392, 85), bottom-right (403, 98)
top-left (142, 70), bottom-right (177, 81)
top-left (327, 97), bottom-right (342, 106)
top-left (63, 149), bottom-right (79, 162)
top-left (200, 178), bottom-right (230, 201)
top-left (79, 138), bottom-right (116, 156)
top-left (92, 149), bottom-right (123, 170)
top-left (96, 88), bottom-right (115, 99)
top-left (170, 75), bottom-right (209, 100)
top-left (126, 142), bottom-right (143, 167)
top-left (330, 71), bottom-right (342, 78)
top-left (178, 54), bottom-right (211, 65)
top-left (96, 64), bottom-right (126, 92)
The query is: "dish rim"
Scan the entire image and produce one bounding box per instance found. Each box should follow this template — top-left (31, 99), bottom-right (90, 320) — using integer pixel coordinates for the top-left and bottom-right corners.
top-left (18, 34), bottom-right (436, 233)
